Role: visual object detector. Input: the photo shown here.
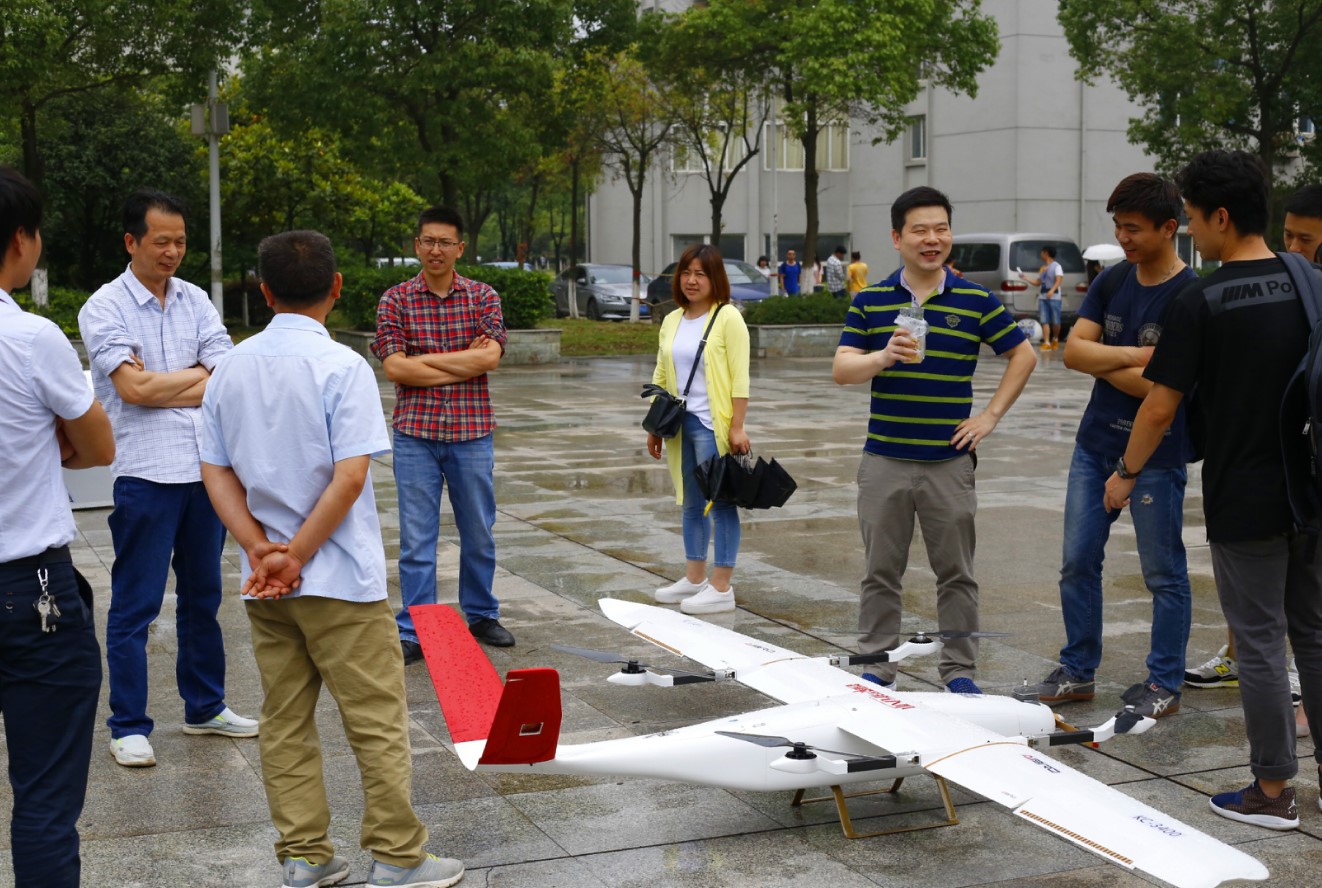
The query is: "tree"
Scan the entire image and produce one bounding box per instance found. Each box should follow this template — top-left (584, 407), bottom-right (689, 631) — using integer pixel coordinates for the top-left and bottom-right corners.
top-left (0, 0), bottom-right (246, 186)
top-left (664, 0), bottom-right (999, 268)
top-left (579, 50), bottom-right (676, 321)
top-left (1059, 0), bottom-right (1322, 195)
top-left (648, 16), bottom-right (773, 249)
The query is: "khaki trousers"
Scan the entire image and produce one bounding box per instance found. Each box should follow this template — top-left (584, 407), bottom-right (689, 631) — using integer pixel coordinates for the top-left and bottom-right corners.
top-left (246, 596), bottom-right (427, 867)
top-left (857, 452), bottom-right (979, 682)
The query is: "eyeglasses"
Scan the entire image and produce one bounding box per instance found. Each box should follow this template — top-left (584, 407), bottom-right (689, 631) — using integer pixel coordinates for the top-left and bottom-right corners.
top-left (418, 237), bottom-right (462, 252)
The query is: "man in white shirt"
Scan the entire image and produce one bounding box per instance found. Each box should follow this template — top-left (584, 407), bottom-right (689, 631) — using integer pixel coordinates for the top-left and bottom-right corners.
top-left (78, 190), bottom-right (256, 769)
top-left (0, 165), bottom-right (114, 887)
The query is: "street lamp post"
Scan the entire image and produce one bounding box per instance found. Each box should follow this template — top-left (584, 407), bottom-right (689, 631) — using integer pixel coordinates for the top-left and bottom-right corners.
top-left (191, 71), bottom-right (229, 321)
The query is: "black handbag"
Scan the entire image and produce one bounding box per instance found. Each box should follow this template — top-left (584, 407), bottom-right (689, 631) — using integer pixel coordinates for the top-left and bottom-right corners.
top-left (641, 305), bottom-right (723, 438)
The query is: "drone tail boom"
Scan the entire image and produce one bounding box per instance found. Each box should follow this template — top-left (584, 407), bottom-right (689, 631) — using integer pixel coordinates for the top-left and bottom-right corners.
top-left (412, 604), bottom-right (563, 768)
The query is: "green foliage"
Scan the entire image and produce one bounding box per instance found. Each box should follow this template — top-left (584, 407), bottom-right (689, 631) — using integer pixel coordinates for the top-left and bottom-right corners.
top-left (459, 265), bottom-right (554, 330)
top-left (742, 293), bottom-right (850, 326)
top-left (1059, 0), bottom-right (1322, 180)
top-left (333, 265), bottom-right (553, 332)
top-left (13, 286), bottom-right (91, 336)
top-left (543, 317), bottom-right (657, 356)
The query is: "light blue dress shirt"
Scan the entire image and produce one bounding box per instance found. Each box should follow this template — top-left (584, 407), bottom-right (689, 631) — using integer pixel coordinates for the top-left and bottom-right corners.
top-left (0, 290), bottom-right (94, 561)
top-left (78, 266), bottom-right (232, 483)
top-left (200, 314), bottom-right (391, 602)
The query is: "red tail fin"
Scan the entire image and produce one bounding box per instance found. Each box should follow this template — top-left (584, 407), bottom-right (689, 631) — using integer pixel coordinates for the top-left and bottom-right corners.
top-left (411, 604), bottom-right (561, 764)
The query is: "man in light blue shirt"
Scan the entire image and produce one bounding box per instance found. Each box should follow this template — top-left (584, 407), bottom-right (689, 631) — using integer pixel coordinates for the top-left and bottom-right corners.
top-left (201, 230), bottom-right (464, 888)
top-left (78, 190), bottom-right (255, 768)
top-left (0, 165), bottom-right (114, 888)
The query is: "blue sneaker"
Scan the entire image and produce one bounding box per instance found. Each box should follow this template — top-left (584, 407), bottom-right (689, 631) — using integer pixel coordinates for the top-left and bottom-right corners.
top-left (861, 673), bottom-right (894, 688)
top-left (368, 853), bottom-right (465, 887)
top-left (946, 677), bottom-right (982, 695)
top-left (283, 855), bottom-right (349, 888)
top-left (1209, 781), bottom-right (1298, 830)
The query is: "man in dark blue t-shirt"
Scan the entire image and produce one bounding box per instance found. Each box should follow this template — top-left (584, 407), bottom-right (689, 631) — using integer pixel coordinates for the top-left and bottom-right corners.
top-left (777, 249), bottom-right (802, 296)
top-left (1037, 173), bottom-right (1197, 720)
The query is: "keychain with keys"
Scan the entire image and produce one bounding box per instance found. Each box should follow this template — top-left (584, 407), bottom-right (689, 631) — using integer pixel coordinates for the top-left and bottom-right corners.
top-left (34, 568), bottom-right (61, 633)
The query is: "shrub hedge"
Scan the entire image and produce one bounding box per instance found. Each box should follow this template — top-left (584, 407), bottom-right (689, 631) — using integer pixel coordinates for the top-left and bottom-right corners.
top-left (14, 286), bottom-right (90, 336)
top-left (336, 264), bottom-right (553, 331)
top-left (742, 291), bottom-right (852, 326)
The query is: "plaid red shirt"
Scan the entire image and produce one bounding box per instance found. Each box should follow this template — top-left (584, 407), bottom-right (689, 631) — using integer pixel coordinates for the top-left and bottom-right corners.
top-left (371, 271), bottom-right (506, 442)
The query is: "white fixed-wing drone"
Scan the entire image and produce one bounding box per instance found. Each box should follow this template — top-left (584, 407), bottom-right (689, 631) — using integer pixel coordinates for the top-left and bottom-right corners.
top-left (414, 599), bottom-right (1268, 888)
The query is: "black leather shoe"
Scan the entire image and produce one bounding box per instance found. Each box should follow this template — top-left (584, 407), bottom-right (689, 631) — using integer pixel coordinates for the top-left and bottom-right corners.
top-left (401, 639), bottom-right (424, 665)
top-left (469, 618), bottom-right (515, 647)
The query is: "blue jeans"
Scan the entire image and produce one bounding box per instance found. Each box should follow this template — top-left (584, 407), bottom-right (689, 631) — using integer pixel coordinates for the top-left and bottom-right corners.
top-left (680, 413), bottom-right (741, 568)
top-left (1039, 296), bottom-right (1062, 326)
top-left (1057, 446), bottom-right (1191, 693)
top-left (106, 478), bottom-right (227, 738)
top-left (0, 551), bottom-right (101, 888)
top-left (393, 431), bottom-right (499, 643)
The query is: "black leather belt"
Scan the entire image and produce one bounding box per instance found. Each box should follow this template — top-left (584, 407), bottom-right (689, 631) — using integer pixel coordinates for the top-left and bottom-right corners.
top-left (0, 546), bottom-right (72, 570)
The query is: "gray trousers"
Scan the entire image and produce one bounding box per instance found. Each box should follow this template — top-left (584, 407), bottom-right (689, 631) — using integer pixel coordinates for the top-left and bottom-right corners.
top-left (1210, 534), bottom-right (1322, 782)
top-left (857, 452), bottom-right (978, 682)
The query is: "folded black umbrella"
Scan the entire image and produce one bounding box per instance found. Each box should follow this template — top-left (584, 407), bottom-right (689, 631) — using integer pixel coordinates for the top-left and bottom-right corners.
top-left (696, 453), bottom-right (796, 511)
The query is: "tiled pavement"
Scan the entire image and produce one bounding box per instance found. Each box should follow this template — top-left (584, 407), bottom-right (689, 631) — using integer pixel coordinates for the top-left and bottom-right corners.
top-left (5, 347), bottom-right (1320, 887)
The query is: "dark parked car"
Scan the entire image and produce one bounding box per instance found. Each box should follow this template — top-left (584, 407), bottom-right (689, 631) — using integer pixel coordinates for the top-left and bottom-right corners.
top-left (646, 259), bottom-right (773, 321)
top-left (550, 264), bottom-right (650, 320)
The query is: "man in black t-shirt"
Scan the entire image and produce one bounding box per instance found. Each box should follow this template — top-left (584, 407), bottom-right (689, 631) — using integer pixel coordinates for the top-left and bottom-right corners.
top-left (1104, 150), bottom-right (1322, 832)
top-left (1037, 174), bottom-right (1196, 719)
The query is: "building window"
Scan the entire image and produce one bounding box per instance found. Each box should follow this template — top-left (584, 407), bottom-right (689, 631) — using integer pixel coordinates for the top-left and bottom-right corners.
top-left (907, 116), bottom-right (926, 163)
top-left (762, 121), bottom-right (848, 171)
top-left (672, 131), bottom-right (748, 174)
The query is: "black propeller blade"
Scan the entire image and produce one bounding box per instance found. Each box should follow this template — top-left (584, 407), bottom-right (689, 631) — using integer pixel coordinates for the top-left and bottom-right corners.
top-left (715, 730), bottom-right (860, 759)
top-left (551, 644), bottom-right (711, 678)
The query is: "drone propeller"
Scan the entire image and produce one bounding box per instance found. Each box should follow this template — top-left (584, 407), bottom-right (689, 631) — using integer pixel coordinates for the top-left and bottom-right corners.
top-left (715, 730), bottom-right (863, 760)
top-left (551, 644), bottom-right (711, 678)
top-left (907, 629), bottom-right (1010, 640)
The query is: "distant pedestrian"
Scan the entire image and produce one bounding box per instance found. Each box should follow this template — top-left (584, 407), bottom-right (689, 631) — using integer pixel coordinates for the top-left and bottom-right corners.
top-left (847, 251), bottom-right (868, 295)
top-left (755, 255), bottom-right (773, 280)
top-left (202, 229), bottom-right (465, 888)
top-left (825, 245), bottom-right (848, 298)
top-left (1022, 245), bottom-right (1064, 350)
top-left (778, 249), bottom-right (802, 296)
top-left (0, 165), bottom-right (115, 888)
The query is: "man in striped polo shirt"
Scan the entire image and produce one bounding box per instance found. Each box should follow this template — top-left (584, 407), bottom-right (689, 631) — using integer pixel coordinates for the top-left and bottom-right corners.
top-left (833, 186), bottom-right (1036, 693)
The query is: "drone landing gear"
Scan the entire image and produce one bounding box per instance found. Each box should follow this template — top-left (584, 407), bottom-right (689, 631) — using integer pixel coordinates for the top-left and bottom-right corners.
top-left (790, 774), bottom-right (959, 840)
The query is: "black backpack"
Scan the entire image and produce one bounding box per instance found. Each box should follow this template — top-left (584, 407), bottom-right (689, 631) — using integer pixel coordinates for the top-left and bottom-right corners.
top-left (1277, 251), bottom-right (1322, 533)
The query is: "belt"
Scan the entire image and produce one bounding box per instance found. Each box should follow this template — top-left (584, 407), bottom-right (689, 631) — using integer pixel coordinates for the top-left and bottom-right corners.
top-left (0, 546), bottom-right (72, 570)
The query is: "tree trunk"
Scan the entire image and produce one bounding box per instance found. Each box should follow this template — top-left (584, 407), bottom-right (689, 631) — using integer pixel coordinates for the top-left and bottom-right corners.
top-left (21, 100), bottom-right (42, 186)
top-left (709, 190), bottom-right (727, 250)
top-left (629, 157), bottom-right (646, 323)
top-left (801, 96), bottom-right (821, 280)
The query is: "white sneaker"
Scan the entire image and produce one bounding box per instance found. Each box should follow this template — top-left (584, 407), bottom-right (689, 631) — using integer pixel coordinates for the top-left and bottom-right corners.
top-left (183, 706), bottom-right (259, 738)
top-left (654, 577), bottom-right (708, 604)
top-left (1289, 661), bottom-right (1302, 706)
top-left (110, 734), bottom-right (156, 767)
top-left (680, 584), bottom-right (736, 614)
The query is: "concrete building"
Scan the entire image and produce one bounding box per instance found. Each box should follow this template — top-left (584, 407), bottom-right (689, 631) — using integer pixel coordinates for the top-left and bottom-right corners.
top-left (588, 0), bottom-right (1180, 278)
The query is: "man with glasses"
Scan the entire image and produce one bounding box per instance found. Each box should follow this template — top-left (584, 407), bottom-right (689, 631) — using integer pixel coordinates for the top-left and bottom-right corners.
top-left (371, 206), bottom-right (513, 662)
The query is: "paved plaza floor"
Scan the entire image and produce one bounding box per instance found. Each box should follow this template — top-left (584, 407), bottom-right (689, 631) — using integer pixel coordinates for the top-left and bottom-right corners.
top-left (7, 347), bottom-right (1322, 887)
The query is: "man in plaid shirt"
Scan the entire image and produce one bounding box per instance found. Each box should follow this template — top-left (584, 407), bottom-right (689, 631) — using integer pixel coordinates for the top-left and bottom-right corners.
top-left (371, 206), bottom-right (513, 659)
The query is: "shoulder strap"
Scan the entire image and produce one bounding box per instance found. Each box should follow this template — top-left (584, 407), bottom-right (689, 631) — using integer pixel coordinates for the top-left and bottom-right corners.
top-left (679, 304), bottom-right (724, 398)
top-left (1096, 260), bottom-right (1133, 314)
top-left (1278, 251), bottom-right (1322, 328)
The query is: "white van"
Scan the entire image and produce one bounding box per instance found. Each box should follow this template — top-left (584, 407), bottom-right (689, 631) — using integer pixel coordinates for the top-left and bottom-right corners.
top-left (949, 233), bottom-right (1089, 321)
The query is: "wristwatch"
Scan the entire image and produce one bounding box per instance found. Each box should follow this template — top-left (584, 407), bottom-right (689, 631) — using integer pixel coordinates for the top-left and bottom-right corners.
top-left (1115, 456), bottom-right (1141, 480)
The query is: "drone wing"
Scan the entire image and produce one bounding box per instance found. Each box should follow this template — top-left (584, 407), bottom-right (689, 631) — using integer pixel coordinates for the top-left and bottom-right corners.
top-left (598, 596), bottom-right (857, 704)
top-left (840, 712), bottom-right (1267, 888)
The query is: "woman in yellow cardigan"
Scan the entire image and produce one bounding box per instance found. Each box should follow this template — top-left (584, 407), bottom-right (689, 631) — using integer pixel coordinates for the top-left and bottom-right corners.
top-left (645, 244), bottom-right (751, 614)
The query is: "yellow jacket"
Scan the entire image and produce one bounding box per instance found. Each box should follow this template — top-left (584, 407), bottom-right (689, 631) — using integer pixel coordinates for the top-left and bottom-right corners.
top-left (652, 304), bottom-right (751, 503)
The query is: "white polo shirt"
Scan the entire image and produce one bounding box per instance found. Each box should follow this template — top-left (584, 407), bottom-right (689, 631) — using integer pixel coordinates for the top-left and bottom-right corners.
top-left (200, 313), bottom-right (391, 602)
top-left (0, 290), bottom-right (94, 562)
